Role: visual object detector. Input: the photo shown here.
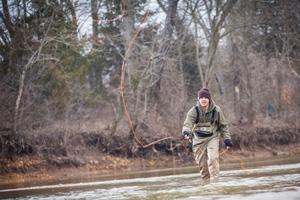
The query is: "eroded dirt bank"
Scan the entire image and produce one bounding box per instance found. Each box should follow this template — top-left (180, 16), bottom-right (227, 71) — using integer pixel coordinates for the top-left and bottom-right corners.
top-left (0, 123), bottom-right (299, 189)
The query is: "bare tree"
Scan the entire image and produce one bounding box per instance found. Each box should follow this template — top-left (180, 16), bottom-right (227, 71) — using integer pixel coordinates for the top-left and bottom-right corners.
top-left (222, 0), bottom-right (300, 124)
top-left (188, 0), bottom-right (238, 88)
top-left (13, 35), bottom-right (49, 136)
top-left (150, 0), bottom-right (179, 102)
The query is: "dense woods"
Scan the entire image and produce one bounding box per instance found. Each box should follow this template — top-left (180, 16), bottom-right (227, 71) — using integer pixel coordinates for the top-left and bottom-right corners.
top-left (0, 0), bottom-right (299, 168)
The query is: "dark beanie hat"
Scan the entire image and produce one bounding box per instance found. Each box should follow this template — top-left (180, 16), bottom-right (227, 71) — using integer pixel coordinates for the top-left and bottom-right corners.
top-left (198, 88), bottom-right (211, 100)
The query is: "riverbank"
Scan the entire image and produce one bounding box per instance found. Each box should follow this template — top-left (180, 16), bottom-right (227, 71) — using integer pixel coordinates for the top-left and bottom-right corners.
top-left (1, 142), bottom-right (299, 190)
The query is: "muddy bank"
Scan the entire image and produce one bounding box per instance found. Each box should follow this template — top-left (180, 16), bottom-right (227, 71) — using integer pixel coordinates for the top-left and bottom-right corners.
top-left (0, 144), bottom-right (300, 189)
top-left (0, 123), bottom-right (299, 189)
top-left (1, 143), bottom-right (299, 190)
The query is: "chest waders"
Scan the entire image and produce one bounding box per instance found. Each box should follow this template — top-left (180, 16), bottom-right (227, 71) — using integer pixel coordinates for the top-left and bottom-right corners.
top-left (192, 106), bottom-right (220, 181)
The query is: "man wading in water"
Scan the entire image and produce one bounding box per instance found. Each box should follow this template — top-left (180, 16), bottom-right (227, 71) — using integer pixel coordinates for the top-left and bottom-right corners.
top-left (182, 88), bottom-right (233, 182)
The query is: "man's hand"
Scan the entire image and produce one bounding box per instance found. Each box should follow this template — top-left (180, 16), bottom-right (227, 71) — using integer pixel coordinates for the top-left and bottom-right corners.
top-left (184, 135), bottom-right (192, 143)
top-left (224, 139), bottom-right (233, 149)
top-left (183, 131), bottom-right (192, 143)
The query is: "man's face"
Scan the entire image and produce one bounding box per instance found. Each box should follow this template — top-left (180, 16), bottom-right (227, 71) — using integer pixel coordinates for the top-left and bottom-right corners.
top-left (199, 97), bottom-right (209, 107)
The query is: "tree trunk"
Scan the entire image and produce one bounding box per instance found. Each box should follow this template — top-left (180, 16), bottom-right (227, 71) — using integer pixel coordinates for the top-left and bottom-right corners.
top-left (88, 0), bottom-right (104, 92)
top-left (121, 0), bottom-right (136, 92)
top-left (12, 50), bottom-right (39, 136)
top-left (193, 13), bottom-right (205, 87)
top-left (242, 46), bottom-right (255, 124)
top-left (150, 0), bottom-right (179, 102)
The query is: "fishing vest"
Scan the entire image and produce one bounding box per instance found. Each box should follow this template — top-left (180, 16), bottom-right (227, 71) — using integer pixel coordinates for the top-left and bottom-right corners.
top-left (193, 106), bottom-right (216, 137)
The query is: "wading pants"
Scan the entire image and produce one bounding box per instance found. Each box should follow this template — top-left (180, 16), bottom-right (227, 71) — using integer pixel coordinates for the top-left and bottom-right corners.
top-left (193, 136), bottom-right (220, 181)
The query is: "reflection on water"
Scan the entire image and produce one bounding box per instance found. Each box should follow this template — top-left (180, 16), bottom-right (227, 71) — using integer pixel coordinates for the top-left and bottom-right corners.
top-left (1, 155), bottom-right (300, 200)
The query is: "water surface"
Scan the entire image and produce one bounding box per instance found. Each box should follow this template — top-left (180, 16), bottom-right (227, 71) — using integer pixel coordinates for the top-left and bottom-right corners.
top-left (1, 155), bottom-right (300, 199)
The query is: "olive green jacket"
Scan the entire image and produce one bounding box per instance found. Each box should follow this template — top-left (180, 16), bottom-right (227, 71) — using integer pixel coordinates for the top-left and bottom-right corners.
top-left (182, 99), bottom-right (231, 141)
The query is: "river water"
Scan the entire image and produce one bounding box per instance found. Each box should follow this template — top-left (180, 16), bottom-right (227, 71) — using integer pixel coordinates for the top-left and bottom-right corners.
top-left (1, 154), bottom-right (300, 200)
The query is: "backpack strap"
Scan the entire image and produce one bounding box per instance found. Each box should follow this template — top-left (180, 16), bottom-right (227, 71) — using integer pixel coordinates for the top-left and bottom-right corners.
top-left (194, 106), bottom-right (216, 125)
top-left (210, 106), bottom-right (216, 125)
top-left (194, 106), bottom-right (200, 124)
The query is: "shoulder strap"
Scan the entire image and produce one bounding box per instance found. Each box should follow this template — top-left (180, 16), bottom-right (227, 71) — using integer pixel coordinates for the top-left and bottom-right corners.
top-left (194, 106), bottom-right (200, 124)
top-left (194, 106), bottom-right (216, 124)
top-left (210, 106), bottom-right (216, 125)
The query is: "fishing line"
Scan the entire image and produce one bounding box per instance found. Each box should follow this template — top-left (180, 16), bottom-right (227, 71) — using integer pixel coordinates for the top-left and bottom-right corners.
top-left (89, 0), bottom-right (247, 172)
top-left (118, 1), bottom-right (194, 153)
top-left (118, 4), bottom-right (190, 157)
